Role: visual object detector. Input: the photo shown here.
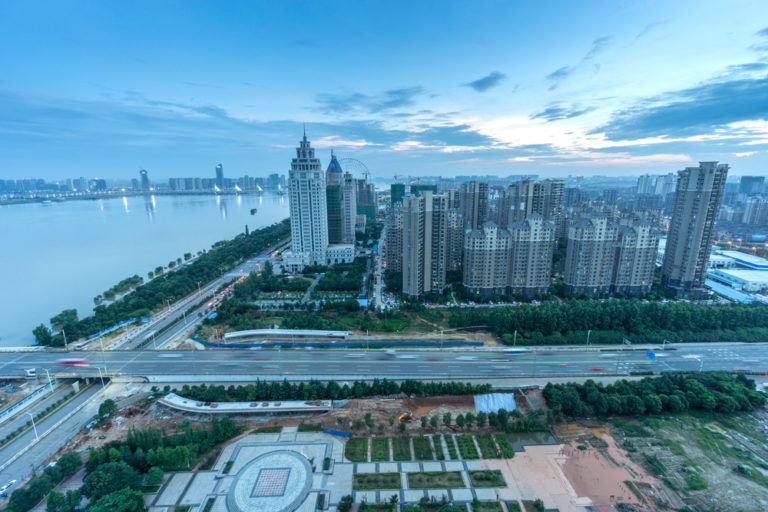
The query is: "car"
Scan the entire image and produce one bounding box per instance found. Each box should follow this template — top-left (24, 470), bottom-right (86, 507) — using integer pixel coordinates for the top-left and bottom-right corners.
top-left (588, 367), bottom-right (604, 371)
top-left (0, 480), bottom-right (17, 494)
top-left (57, 358), bottom-right (89, 367)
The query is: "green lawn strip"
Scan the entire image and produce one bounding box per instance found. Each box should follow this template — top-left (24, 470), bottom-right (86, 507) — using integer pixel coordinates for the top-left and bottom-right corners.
top-left (252, 425), bottom-right (283, 433)
top-left (475, 434), bottom-right (500, 459)
top-left (345, 437), bottom-right (368, 462)
top-left (202, 498), bottom-right (215, 512)
top-left (507, 502), bottom-right (523, 512)
top-left (471, 502), bottom-right (504, 512)
top-left (469, 470), bottom-right (505, 487)
top-left (392, 436), bottom-right (411, 461)
top-left (372, 437), bottom-right (390, 461)
top-left (198, 448), bottom-right (221, 470)
top-left (412, 436), bottom-right (434, 460)
top-left (353, 472), bottom-right (401, 490)
top-left (357, 505), bottom-right (394, 512)
top-left (495, 434), bottom-right (515, 458)
top-left (223, 461), bottom-right (234, 474)
top-left (297, 423), bottom-right (322, 432)
top-left (457, 435), bottom-right (479, 459)
top-left (432, 435), bottom-right (445, 460)
top-left (407, 471), bottom-right (464, 489)
top-left (446, 435), bottom-right (459, 459)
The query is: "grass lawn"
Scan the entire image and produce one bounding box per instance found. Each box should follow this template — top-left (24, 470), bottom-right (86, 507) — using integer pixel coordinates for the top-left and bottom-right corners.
top-left (252, 425), bottom-right (283, 433)
top-left (345, 437), bottom-right (368, 462)
top-left (297, 423), bottom-right (323, 432)
top-left (472, 502), bottom-right (504, 512)
top-left (476, 434), bottom-right (500, 459)
top-left (372, 437), bottom-right (390, 461)
top-left (413, 436), bottom-right (433, 460)
top-left (407, 471), bottom-right (464, 489)
top-left (469, 470), bottom-right (506, 487)
top-left (446, 435), bottom-right (459, 459)
top-left (507, 502), bottom-right (522, 512)
top-left (357, 506), bottom-right (395, 512)
top-left (432, 435), bottom-right (445, 460)
top-left (495, 434), bottom-right (515, 458)
top-left (457, 435), bottom-right (479, 459)
top-left (392, 436), bottom-right (412, 461)
top-left (353, 472), bottom-right (401, 490)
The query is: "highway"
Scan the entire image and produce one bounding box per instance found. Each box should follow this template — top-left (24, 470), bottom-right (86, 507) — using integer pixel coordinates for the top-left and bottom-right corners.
top-left (1, 344), bottom-right (767, 381)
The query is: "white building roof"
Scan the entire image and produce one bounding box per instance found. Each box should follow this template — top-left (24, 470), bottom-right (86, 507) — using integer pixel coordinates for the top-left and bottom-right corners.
top-left (718, 250), bottom-right (768, 269)
top-left (714, 269), bottom-right (768, 284)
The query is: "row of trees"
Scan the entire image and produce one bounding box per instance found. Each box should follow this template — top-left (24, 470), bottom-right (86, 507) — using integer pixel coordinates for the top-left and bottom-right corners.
top-left (543, 372), bottom-right (766, 417)
top-left (5, 452), bottom-right (82, 512)
top-left (315, 257), bottom-right (368, 292)
top-left (232, 261), bottom-right (311, 298)
top-left (449, 299), bottom-right (768, 344)
top-left (33, 219), bottom-right (290, 345)
top-left (178, 379), bottom-right (491, 403)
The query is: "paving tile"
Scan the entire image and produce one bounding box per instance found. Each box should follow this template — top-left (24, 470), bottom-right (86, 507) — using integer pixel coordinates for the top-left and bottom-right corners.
top-left (400, 462), bottom-right (420, 472)
top-left (356, 462), bottom-right (377, 473)
top-left (443, 461), bottom-right (464, 471)
top-left (451, 488), bottom-right (473, 501)
top-left (474, 488), bottom-right (499, 501)
top-left (427, 489), bottom-right (450, 502)
top-left (378, 462), bottom-right (398, 473)
top-left (403, 490), bottom-right (425, 503)
top-left (422, 462), bottom-right (442, 472)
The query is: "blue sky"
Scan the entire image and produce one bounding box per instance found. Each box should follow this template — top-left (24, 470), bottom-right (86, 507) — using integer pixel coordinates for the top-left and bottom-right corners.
top-left (1, 0), bottom-right (767, 180)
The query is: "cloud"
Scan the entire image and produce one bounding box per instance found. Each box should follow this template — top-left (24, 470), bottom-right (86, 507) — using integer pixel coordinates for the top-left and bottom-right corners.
top-left (546, 36), bottom-right (612, 90)
top-left (735, 151), bottom-right (758, 157)
top-left (315, 86), bottom-right (426, 115)
top-left (464, 71), bottom-right (507, 92)
top-left (594, 75), bottom-right (768, 140)
top-left (758, 27), bottom-right (768, 38)
top-left (633, 21), bottom-right (668, 42)
top-left (531, 103), bottom-right (596, 121)
top-left (312, 136), bottom-right (381, 149)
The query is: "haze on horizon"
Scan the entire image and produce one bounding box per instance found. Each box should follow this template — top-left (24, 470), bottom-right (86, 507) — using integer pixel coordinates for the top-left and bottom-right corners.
top-left (1, 0), bottom-right (767, 180)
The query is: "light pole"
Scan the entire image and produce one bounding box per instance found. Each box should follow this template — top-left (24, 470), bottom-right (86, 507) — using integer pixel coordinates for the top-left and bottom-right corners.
top-left (62, 330), bottom-right (68, 352)
top-left (96, 367), bottom-right (106, 388)
top-left (26, 413), bottom-right (38, 441)
top-left (587, 330), bottom-right (591, 348)
top-left (44, 369), bottom-right (53, 394)
top-left (513, 330), bottom-right (517, 346)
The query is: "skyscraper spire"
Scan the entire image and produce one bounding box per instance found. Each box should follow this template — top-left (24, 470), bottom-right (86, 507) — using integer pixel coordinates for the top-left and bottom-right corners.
top-left (303, 122), bottom-right (306, 139)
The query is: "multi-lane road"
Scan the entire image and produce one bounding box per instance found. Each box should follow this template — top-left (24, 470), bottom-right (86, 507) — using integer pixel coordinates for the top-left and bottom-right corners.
top-left (2, 343), bottom-right (767, 381)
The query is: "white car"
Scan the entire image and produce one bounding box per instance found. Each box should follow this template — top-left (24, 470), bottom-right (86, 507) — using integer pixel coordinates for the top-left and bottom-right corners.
top-left (0, 480), bottom-right (17, 496)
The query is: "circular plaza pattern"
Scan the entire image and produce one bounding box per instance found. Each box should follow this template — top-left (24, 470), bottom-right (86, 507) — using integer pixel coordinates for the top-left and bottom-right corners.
top-left (227, 450), bottom-right (312, 512)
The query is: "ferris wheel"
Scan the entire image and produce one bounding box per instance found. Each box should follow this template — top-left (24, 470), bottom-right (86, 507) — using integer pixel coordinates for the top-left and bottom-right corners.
top-left (338, 158), bottom-right (370, 180)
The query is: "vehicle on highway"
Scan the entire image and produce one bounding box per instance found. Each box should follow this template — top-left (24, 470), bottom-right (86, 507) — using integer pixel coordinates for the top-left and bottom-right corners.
top-left (57, 358), bottom-right (89, 367)
top-left (1, 480), bottom-right (17, 498)
top-left (158, 354), bottom-right (182, 358)
top-left (588, 367), bottom-right (604, 371)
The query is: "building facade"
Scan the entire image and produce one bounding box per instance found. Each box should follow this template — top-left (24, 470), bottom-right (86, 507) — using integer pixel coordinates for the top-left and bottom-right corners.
top-left (661, 162), bottom-right (728, 290)
top-left (342, 172), bottom-right (357, 243)
top-left (564, 215), bottom-right (618, 295)
top-left (612, 221), bottom-right (659, 295)
top-left (402, 192), bottom-right (448, 298)
top-left (459, 181), bottom-right (489, 230)
top-left (507, 214), bottom-right (555, 298)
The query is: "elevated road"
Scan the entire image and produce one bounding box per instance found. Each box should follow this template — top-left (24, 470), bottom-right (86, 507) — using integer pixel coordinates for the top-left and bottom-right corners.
top-left (1, 343), bottom-right (767, 381)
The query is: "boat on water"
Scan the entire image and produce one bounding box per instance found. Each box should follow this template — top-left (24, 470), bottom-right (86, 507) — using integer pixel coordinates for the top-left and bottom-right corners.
top-left (250, 208), bottom-right (258, 215)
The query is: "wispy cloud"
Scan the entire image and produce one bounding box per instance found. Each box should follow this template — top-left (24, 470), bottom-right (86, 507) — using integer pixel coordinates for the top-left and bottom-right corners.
top-left (464, 71), bottom-right (507, 92)
top-left (315, 87), bottom-right (426, 115)
top-left (531, 103), bottom-right (596, 122)
top-left (546, 36), bottom-right (612, 90)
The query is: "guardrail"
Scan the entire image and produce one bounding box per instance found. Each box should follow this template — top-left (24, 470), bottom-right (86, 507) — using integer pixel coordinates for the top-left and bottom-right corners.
top-left (0, 379), bottom-right (57, 423)
top-left (192, 335), bottom-right (483, 349)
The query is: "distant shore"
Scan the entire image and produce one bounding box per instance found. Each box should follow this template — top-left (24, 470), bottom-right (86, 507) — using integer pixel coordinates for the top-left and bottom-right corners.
top-left (0, 189), bottom-right (284, 206)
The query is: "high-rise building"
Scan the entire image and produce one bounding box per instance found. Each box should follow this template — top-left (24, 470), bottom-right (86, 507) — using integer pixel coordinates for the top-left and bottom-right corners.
top-left (662, 162), bottom-right (728, 290)
top-left (739, 176), bottom-right (765, 196)
top-left (654, 173), bottom-right (677, 197)
top-left (636, 174), bottom-right (655, 195)
top-left (386, 201), bottom-right (403, 273)
top-left (342, 172), bottom-right (357, 243)
top-left (463, 221), bottom-right (510, 296)
top-left (612, 221), bottom-right (659, 295)
top-left (743, 196), bottom-right (768, 226)
top-left (184, 177), bottom-right (195, 191)
top-left (445, 207), bottom-right (464, 271)
top-left (356, 178), bottom-right (377, 221)
top-left (411, 183), bottom-right (438, 197)
top-left (139, 170), bottom-right (150, 192)
top-left (564, 215), bottom-right (617, 295)
top-left (459, 181), bottom-right (489, 230)
top-left (390, 183), bottom-right (405, 204)
top-left (131, 178), bottom-right (140, 191)
top-left (325, 155), bottom-right (345, 244)
top-left (215, 164), bottom-right (224, 189)
top-left (282, 133), bottom-right (328, 272)
top-left (402, 192), bottom-right (448, 298)
top-left (503, 179), bottom-right (564, 235)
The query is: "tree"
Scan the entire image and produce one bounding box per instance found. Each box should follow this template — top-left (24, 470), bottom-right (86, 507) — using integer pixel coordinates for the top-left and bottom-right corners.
top-left (85, 488), bottom-right (145, 512)
top-left (399, 422), bottom-right (406, 432)
top-left (389, 414), bottom-right (396, 426)
top-left (99, 399), bottom-right (118, 418)
top-left (145, 466), bottom-right (164, 485)
top-left (83, 462), bottom-right (142, 499)
top-left (33, 324), bottom-right (52, 345)
top-left (455, 414), bottom-right (465, 429)
top-left (430, 415), bottom-right (439, 428)
top-left (465, 413), bottom-right (475, 429)
top-left (57, 452), bottom-right (82, 477)
top-left (476, 412), bottom-right (487, 428)
top-left (532, 499), bottom-right (545, 512)
top-left (443, 412), bottom-right (452, 426)
top-left (420, 416), bottom-right (427, 428)
top-left (390, 494), bottom-right (399, 504)
top-left (337, 495), bottom-right (354, 512)
top-left (46, 491), bottom-right (65, 512)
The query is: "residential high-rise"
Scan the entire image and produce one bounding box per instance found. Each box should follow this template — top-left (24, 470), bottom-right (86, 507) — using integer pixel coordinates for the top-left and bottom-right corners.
top-left (662, 162), bottom-right (728, 290)
top-left (463, 221), bottom-right (510, 296)
top-left (739, 176), bottom-right (765, 196)
top-left (612, 221), bottom-right (659, 295)
top-left (459, 181), bottom-right (489, 230)
top-left (507, 214), bottom-right (555, 297)
top-left (342, 172), bottom-right (357, 243)
top-left (654, 173), bottom-right (677, 197)
top-left (743, 196), bottom-right (768, 226)
top-left (386, 201), bottom-right (403, 273)
top-left (139, 170), bottom-right (150, 192)
top-left (564, 215), bottom-right (617, 295)
top-left (402, 192), bottom-right (448, 298)
top-left (283, 133), bottom-right (328, 271)
top-left (636, 174), bottom-right (655, 195)
top-left (503, 179), bottom-right (564, 235)
top-left (445, 207), bottom-right (464, 271)
top-left (215, 164), bottom-right (224, 189)
top-left (411, 183), bottom-right (438, 197)
top-left (356, 178), bottom-right (376, 221)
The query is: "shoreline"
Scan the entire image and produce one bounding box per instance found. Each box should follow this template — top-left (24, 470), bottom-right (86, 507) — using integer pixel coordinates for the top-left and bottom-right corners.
top-left (0, 189), bottom-right (285, 206)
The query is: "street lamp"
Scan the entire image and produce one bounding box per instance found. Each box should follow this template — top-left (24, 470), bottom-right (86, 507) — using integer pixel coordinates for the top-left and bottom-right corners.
top-left (26, 412), bottom-right (39, 441)
top-left (96, 367), bottom-right (106, 388)
top-left (44, 369), bottom-right (53, 394)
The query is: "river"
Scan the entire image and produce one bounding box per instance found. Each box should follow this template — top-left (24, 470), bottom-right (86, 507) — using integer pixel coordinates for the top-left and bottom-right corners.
top-left (0, 193), bottom-right (289, 347)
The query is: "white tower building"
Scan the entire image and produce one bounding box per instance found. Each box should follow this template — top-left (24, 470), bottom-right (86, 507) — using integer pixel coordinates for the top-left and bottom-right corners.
top-left (283, 131), bottom-right (328, 272)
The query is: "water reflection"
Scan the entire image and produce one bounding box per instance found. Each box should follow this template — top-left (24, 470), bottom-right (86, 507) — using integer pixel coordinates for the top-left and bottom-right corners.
top-left (144, 195), bottom-right (156, 221)
top-left (122, 196), bottom-right (130, 214)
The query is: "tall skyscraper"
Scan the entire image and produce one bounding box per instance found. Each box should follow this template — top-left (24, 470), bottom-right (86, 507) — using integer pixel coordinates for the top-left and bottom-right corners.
top-left (342, 172), bottom-right (357, 244)
top-left (739, 176), bottom-right (765, 196)
top-left (502, 179), bottom-right (564, 235)
top-left (459, 181), bottom-right (489, 230)
top-left (402, 192), bottom-right (448, 298)
top-left (215, 164), bottom-right (224, 189)
top-left (662, 162), bottom-right (728, 290)
top-left (283, 133), bottom-right (328, 271)
top-left (390, 183), bottom-right (405, 204)
top-left (325, 154), bottom-right (344, 244)
top-left (356, 178), bottom-right (376, 221)
top-left (564, 215), bottom-right (617, 295)
top-left (386, 201), bottom-right (404, 273)
top-left (139, 170), bottom-right (150, 192)
top-left (636, 174), bottom-right (655, 195)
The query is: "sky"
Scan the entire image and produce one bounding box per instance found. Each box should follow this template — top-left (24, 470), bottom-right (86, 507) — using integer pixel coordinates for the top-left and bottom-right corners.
top-left (1, 0), bottom-right (768, 181)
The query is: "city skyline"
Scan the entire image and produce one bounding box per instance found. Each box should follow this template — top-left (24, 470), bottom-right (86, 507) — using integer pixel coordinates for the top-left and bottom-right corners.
top-left (0, 1), bottom-right (767, 179)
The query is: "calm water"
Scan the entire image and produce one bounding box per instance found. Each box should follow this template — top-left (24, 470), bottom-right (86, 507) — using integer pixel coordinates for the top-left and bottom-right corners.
top-left (0, 193), bottom-right (289, 346)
